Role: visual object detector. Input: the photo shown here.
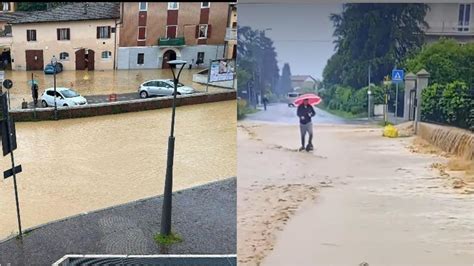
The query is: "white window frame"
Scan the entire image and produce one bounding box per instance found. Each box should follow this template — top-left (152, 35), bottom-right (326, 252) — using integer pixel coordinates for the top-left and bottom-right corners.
top-left (198, 24), bottom-right (208, 39)
top-left (101, 51), bottom-right (112, 60)
top-left (137, 26), bottom-right (147, 41)
top-left (165, 25), bottom-right (178, 39)
top-left (139, 2), bottom-right (148, 11)
top-left (458, 3), bottom-right (471, 31)
top-left (168, 2), bottom-right (179, 10)
top-left (59, 52), bottom-right (69, 61)
top-left (201, 2), bottom-right (210, 8)
top-left (2, 2), bottom-right (10, 11)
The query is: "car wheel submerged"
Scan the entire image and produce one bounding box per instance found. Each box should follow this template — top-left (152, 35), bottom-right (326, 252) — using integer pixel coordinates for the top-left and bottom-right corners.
top-left (140, 91), bottom-right (148, 99)
top-left (42, 100), bottom-right (48, 107)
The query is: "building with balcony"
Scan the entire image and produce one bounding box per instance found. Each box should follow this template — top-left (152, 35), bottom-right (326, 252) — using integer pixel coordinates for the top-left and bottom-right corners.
top-left (424, 3), bottom-right (474, 43)
top-left (6, 2), bottom-right (120, 71)
top-left (224, 3), bottom-right (237, 59)
top-left (117, 2), bottom-right (230, 69)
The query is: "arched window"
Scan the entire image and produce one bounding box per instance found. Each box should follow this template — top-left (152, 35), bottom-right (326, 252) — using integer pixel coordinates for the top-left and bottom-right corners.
top-left (59, 52), bottom-right (69, 60)
top-left (101, 51), bottom-right (112, 59)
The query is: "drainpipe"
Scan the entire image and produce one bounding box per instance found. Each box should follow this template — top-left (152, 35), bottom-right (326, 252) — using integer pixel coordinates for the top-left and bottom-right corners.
top-left (113, 2), bottom-right (124, 70)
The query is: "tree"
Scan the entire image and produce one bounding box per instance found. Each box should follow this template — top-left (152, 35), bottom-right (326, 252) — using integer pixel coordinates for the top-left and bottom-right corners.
top-left (17, 2), bottom-right (71, 11)
top-left (237, 26), bottom-right (280, 103)
top-left (278, 63), bottom-right (292, 95)
top-left (323, 3), bottom-right (429, 89)
top-left (405, 38), bottom-right (474, 87)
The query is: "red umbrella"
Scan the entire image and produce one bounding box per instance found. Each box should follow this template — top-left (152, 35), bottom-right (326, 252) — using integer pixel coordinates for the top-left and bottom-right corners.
top-left (294, 93), bottom-right (322, 106)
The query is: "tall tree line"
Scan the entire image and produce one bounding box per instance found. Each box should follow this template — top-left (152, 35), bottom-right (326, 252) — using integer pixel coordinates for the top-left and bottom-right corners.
top-left (323, 3), bottom-right (429, 89)
top-left (237, 26), bottom-right (280, 105)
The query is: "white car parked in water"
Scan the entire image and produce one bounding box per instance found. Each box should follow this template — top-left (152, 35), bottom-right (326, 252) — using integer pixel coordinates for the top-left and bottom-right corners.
top-left (40, 87), bottom-right (88, 107)
top-left (138, 79), bottom-right (195, 98)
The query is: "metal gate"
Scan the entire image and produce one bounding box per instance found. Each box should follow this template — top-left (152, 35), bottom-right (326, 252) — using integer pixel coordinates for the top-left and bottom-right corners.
top-left (408, 89), bottom-right (416, 121)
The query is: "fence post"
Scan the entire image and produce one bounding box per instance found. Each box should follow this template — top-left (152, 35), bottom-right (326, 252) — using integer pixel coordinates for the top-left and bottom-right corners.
top-left (404, 73), bottom-right (416, 121)
top-left (415, 69), bottom-right (430, 134)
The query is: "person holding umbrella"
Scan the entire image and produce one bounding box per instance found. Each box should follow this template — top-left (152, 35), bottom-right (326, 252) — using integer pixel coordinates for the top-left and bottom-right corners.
top-left (294, 94), bottom-right (321, 151)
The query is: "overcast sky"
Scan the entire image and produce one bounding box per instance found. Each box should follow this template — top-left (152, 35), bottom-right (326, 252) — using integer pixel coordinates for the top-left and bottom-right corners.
top-left (238, 3), bottom-right (343, 80)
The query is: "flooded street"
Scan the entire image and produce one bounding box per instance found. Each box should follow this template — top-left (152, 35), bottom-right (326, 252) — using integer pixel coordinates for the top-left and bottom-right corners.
top-left (0, 100), bottom-right (236, 239)
top-left (3, 69), bottom-right (228, 109)
top-left (238, 119), bottom-right (474, 265)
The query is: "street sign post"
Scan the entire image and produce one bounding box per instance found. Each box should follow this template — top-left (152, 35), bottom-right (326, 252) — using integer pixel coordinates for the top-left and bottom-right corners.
top-left (391, 69), bottom-right (404, 124)
top-left (0, 92), bottom-right (23, 238)
top-left (3, 79), bottom-right (13, 110)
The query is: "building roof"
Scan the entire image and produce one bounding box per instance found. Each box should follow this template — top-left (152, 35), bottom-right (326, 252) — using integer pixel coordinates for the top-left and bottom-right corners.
top-left (0, 12), bottom-right (28, 23)
top-left (9, 2), bottom-right (120, 24)
top-left (291, 75), bottom-right (318, 82)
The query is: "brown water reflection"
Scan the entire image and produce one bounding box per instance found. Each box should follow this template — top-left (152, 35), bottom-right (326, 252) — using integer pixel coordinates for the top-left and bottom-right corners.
top-left (4, 69), bottom-right (227, 109)
top-left (0, 100), bottom-right (236, 239)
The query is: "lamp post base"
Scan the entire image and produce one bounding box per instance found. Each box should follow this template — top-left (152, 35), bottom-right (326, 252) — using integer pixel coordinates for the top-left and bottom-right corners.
top-left (160, 135), bottom-right (175, 236)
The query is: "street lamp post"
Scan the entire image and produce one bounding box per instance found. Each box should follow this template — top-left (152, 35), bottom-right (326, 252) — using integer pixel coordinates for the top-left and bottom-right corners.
top-left (160, 59), bottom-right (187, 236)
top-left (51, 56), bottom-right (58, 120)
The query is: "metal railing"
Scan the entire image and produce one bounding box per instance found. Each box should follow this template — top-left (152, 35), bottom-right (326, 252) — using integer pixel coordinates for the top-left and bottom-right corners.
top-left (424, 21), bottom-right (472, 35)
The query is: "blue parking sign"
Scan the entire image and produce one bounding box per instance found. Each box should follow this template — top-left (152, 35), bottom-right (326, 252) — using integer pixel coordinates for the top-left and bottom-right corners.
top-left (392, 69), bottom-right (404, 82)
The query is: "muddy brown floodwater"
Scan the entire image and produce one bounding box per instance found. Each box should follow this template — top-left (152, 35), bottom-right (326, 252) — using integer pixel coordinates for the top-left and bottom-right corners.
top-left (3, 69), bottom-right (228, 109)
top-left (0, 100), bottom-right (236, 240)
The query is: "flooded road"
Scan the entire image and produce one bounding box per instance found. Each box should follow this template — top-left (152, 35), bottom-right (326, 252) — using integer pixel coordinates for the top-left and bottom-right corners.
top-left (238, 121), bottom-right (474, 265)
top-left (3, 69), bottom-right (228, 109)
top-left (0, 100), bottom-right (236, 239)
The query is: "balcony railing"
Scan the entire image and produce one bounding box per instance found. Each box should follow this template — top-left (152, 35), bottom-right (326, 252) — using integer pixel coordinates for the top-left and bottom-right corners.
top-left (225, 28), bottom-right (237, 41)
top-left (424, 21), bottom-right (472, 35)
top-left (158, 37), bottom-right (185, 46)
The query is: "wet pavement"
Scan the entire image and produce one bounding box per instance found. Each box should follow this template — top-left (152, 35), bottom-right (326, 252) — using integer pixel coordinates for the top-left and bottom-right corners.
top-left (2, 69), bottom-right (227, 109)
top-left (0, 178), bottom-right (236, 265)
top-left (0, 100), bottom-right (236, 239)
top-left (244, 103), bottom-right (367, 125)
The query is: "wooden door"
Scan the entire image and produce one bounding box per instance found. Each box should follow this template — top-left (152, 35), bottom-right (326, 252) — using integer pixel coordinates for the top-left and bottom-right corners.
top-left (87, 50), bottom-right (95, 70)
top-left (25, 50), bottom-right (44, 70)
top-left (162, 50), bottom-right (176, 69)
top-left (75, 49), bottom-right (85, 70)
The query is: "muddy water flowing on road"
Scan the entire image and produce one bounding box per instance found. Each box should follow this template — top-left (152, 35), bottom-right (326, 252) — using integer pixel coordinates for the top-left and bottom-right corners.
top-left (0, 100), bottom-right (236, 239)
top-left (3, 69), bottom-right (227, 109)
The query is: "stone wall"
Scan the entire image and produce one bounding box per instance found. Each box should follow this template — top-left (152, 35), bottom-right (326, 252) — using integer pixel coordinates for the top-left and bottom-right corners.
top-left (418, 122), bottom-right (474, 161)
top-left (11, 91), bottom-right (236, 122)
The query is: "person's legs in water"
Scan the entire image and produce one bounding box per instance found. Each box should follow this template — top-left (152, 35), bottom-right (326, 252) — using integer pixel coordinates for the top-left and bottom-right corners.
top-left (299, 123), bottom-right (306, 151)
top-left (306, 122), bottom-right (314, 151)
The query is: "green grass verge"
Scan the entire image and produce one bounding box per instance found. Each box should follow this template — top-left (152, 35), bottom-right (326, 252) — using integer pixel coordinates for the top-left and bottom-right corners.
top-left (318, 103), bottom-right (366, 119)
top-left (237, 106), bottom-right (258, 120)
top-left (154, 232), bottom-right (183, 246)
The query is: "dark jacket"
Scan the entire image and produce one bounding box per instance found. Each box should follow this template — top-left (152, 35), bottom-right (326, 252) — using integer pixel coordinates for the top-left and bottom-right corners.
top-left (297, 104), bottom-right (315, 125)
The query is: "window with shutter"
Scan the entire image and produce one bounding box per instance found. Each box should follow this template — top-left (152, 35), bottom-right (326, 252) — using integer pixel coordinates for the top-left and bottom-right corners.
top-left (27, 30), bottom-right (37, 42)
top-left (138, 27), bottom-right (146, 40)
top-left (57, 28), bottom-right (70, 40)
top-left (97, 26), bottom-right (111, 39)
top-left (198, 24), bottom-right (208, 39)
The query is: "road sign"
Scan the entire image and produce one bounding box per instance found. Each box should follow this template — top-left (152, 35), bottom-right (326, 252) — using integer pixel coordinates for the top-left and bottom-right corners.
top-left (4, 165), bottom-right (22, 179)
top-left (392, 69), bottom-right (404, 82)
top-left (3, 79), bottom-right (13, 89)
top-left (1, 117), bottom-right (17, 155)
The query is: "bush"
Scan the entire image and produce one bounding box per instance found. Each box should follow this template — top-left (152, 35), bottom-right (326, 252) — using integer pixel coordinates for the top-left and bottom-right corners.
top-left (421, 81), bottom-right (473, 130)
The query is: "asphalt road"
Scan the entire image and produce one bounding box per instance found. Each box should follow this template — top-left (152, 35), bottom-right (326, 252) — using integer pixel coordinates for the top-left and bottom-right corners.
top-left (245, 103), bottom-right (347, 125)
top-left (0, 178), bottom-right (236, 265)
